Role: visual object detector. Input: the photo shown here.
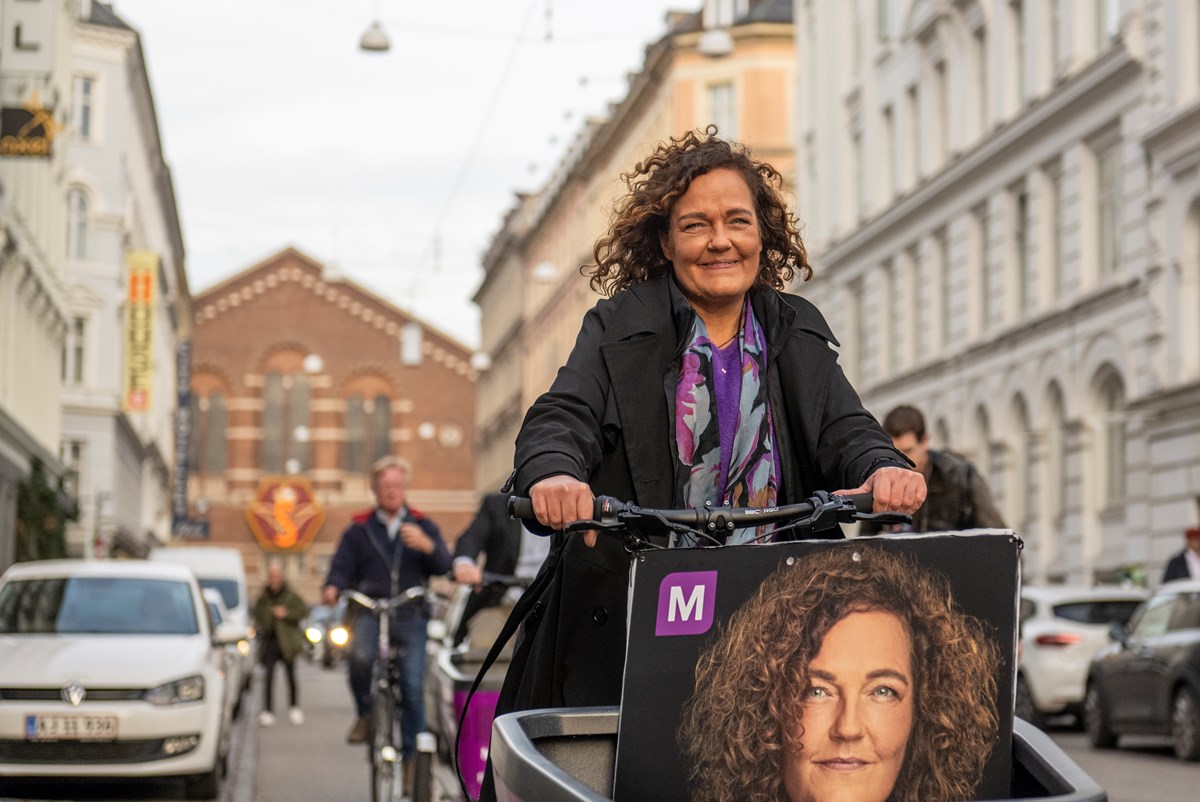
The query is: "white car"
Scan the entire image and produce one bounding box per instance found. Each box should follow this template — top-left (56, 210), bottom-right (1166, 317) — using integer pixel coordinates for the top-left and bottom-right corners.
top-left (0, 560), bottom-right (239, 799)
top-left (1017, 583), bottom-right (1148, 728)
top-left (150, 547), bottom-right (256, 707)
top-left (201, 588), bottom-right (246, 721)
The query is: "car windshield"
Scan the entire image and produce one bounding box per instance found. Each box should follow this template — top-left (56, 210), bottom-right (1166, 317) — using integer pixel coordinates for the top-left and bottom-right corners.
top-left (199, 578), bottom-right (239, 611)
top-left (1052, 599), bottom-right (1142, 626)
top-left (0, 577), bottom-right (199, 635)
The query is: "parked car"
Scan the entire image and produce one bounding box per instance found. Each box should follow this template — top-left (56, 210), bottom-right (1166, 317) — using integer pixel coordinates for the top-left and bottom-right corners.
top-left (201, 588), bottom-right (245, 719)
top-left (1016, 584), bottom-right (1148, 727)
top-left (1084, 578), bottom-right (1200, 760)
top-left (150, 547), bottom-right (255, 703)
top-left (0, 559), bottom-right (240, 798)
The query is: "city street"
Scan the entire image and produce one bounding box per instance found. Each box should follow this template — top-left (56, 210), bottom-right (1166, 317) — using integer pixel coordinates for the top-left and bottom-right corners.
top-left (2, 660), bottom-right (1196, 802)
top-left (0, 659), bottom-right (461, 802)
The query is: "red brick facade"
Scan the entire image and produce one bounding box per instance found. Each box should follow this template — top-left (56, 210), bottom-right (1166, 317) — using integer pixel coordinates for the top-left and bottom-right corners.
top-left (179, 248), bottom-right (477, 601)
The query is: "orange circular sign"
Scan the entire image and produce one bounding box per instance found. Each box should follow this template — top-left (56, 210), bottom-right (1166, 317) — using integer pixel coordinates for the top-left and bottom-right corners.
top-left (244, 478), bottom-right (326, 552)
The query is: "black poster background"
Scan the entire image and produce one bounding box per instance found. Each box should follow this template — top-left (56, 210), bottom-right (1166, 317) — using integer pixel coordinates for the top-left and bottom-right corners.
top-left (615, 532), bottom-right (1019, 802)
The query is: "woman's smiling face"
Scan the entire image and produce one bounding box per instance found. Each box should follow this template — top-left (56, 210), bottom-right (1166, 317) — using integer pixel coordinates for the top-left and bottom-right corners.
top-left (782, 610), bottom-right (915, 802)
top-left (658, 167), bottom-right (762, 319)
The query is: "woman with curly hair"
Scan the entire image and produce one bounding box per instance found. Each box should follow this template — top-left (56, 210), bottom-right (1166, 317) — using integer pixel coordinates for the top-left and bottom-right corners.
top-left (679, 546), bottom-right (1000, 802)
top-left (498, 128), bottom-right (925, 720)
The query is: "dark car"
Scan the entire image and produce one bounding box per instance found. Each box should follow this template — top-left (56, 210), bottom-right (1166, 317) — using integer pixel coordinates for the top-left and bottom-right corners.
top-left (1084, 579), bottom-right (1200, 760)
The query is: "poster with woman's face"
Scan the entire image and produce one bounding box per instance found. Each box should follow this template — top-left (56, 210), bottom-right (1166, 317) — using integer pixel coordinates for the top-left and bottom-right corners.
top-left (615, 532), bottom-right (1019, 802)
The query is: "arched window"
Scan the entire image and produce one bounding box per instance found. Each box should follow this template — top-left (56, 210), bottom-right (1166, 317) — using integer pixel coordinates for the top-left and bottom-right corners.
top-left (342, 393), bottom-right (392, 474)
top-left (262, 371), bottom-right (311, 473)
top-left (344, 395), bottom-right (365, 472)
top-left (67, 188), bottom-right (88, 260)
top-left (1098, 372), bottom-right (1126, 502)
top-left (1047, 383), bottom-right (1066, 519)
top-left (369, 395), bottom-right (391, 465)
top-left (191, 392), bottom-right (226, 475)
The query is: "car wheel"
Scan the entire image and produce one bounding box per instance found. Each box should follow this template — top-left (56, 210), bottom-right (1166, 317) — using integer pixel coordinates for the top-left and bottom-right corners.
top-left (1084, 683), bottom-right (1117, 749)
top-left (184, 764), bottom-right (222, 800)
top-left (1015, 674), bottom-right (1046, 729)
top-left (1171, 687), bottom-right (1200, 761)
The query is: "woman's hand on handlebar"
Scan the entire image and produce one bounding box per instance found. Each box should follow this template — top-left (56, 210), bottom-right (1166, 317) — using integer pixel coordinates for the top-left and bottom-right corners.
top-left (837, 466), bottom-right (926, 514)
top-left (530, 474), bottom-right (599, 547)
top-left (453, 561), bottom-right (483, 587)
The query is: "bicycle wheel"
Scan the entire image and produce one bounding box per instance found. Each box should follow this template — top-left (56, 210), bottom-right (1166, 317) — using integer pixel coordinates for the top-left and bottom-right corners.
top-left (369, 684), bottom-right (400, 802)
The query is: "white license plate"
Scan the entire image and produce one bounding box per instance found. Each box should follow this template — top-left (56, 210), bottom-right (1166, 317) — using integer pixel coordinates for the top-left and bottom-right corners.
top-left (25, 714), bottom-right (118, 741)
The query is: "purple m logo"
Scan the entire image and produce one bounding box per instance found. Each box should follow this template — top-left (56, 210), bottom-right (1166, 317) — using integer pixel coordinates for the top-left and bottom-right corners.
top-left (655, 571), bottom-right (717, 636)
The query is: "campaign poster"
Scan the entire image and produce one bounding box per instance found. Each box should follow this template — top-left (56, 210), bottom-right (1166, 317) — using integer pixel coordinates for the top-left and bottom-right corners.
top-left (615, 532), bottom-right (1019, 802)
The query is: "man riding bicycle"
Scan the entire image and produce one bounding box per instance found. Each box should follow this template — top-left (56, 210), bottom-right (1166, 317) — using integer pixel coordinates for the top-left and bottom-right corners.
top-left (322, 456), bottom-right (452, 764)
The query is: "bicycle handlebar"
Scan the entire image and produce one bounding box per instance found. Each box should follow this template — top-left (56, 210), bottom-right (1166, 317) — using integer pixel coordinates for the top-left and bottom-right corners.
top-left (341, 586), bottom-right (427, 613)
top-left (508, 491), bottom-right (905, 546)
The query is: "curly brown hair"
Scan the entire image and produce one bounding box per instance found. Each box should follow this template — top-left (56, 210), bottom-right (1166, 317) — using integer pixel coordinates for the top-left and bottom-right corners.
top-left (678, 546), bottom-right (999, 802)
top-left (587, 126), bottom-right (812, 297)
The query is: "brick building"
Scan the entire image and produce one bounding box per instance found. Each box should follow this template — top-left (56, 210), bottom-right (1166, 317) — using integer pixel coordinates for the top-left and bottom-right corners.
top-left (181, 248), bottom-right (477, 600)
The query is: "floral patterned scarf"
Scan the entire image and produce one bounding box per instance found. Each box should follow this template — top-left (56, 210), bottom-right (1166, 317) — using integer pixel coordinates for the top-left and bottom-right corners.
top-left (674, 302), bottom-right (778, 545)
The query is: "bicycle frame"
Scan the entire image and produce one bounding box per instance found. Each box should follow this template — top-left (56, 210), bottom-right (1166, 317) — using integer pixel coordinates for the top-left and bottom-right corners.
top-left (343, 586), bottom-right (426, 802)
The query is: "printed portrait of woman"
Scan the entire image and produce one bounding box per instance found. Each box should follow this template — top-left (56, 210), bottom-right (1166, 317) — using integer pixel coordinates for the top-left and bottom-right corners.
top-left (678, 546), bottom-right (1000, 802)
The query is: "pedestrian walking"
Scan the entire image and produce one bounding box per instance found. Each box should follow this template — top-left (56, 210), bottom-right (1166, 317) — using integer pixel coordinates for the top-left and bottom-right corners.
top-left (254, 559), bottom-right (308, 726)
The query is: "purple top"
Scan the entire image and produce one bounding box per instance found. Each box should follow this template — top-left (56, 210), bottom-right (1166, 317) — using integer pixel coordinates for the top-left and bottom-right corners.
top-left (713, 340), bottom-right (742, 500)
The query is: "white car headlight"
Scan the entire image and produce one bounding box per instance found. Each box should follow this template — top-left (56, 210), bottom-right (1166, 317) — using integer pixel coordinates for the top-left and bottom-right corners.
top-left (144, 675), bottom-right (205, 705)
top-left (305, 626), bottom-right (323, 644)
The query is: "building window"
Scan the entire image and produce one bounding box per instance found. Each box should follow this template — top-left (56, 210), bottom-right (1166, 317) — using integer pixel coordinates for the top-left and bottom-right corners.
top-left (934, 60), bottom-right (948, 163)
top-left (67, 189), bottom-right (87, 260)
top-left (72, 75), bottom-right (93, 140)
top-left (61, 316), bottom-right (86, 384)
top-left (974, 26), bottom-right (988, 136)
top-left (907, 85), bottom-right (920, 183)
top-left (1048, 384), bottom-right (1066, 520)
top-left (882, 106), bottom-right (896, 201)
top-left (877, 0), bottom-right (893, 41)
top-left (1011, 0), bottom-right (1026, 107)
top-left (1015, 190), bottom-right (1033, 313)
top-left (974, 206), bottom-right (990, 333)
top-left (938, 229), bottom-right (952, 349)
top-left (1099, 373), bottom-right (1126, 501)
top-left (344, 396), bottom-right (365, 472)
top-left (1050, 163), bottom-right (1065, 299)
top-left (192, 393), bottom-right (227, 475)
top-left (262, 372), bottom-right (310, 473)
top-left (884, 259), bottom-right (899, 370)
top-left (343, 394), bottom-right (393, 473)
top-left (708, 82), bottom-right (735, 140)
top-left (1097, 0), bottom-right (1120, 48)
top-left (852, 129), bottom-right (865, 218)
top-left (1097, 141), bottom-right (1121, 277)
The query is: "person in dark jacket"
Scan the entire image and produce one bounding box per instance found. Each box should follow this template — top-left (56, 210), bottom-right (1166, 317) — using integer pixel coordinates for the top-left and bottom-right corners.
top-left (499, 128), bottom-right (926, 723)
top-left (859, 404), bottom-right (1006, 535)
top-left (322, 456), bottom-right (452, 753)
top-left (253, 559), bottom-right (308, 727)
top-left (1163, 526), bottom-right (1200, 583)
top-left (451, 492), bottom-right (545, 646)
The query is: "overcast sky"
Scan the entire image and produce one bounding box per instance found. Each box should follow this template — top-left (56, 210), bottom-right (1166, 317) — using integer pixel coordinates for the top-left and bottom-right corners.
top-left (112, 0), bottom-right (693, 348)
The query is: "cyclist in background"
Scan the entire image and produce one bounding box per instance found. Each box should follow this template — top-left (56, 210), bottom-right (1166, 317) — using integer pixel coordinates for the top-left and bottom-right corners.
top-left (451, 492), bottom-right (548, 646)
top-left (322, 456), bottom-right (451, 756)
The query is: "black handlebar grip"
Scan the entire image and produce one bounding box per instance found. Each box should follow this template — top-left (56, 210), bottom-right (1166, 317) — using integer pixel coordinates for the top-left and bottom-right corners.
top-left (507, 495), bottom-right (621, 523)
top-left (846, 492), bottom-right (874, 514)
top-left (508, 496), bottom-right (535, 521)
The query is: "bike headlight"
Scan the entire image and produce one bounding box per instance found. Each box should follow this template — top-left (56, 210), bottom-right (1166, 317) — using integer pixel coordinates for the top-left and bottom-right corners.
top-left (305, 626), bottom-right (323, 644)
top-left (144, 675), bottom-right (205, 705)
top-left (330, 626), bottom-right (349, 646)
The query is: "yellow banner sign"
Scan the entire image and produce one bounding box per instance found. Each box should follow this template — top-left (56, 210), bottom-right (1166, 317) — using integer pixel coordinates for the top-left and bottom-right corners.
top-left (123, 252), bottom-right (157, 412)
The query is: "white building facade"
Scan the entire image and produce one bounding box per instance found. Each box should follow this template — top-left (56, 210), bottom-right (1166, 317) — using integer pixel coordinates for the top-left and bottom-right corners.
top-left (0, 0), bottom-right (76, 569)
top-left (794, 0), bottom-right (1200, 585)
top-left (60, 0), bottom-right (188, 558)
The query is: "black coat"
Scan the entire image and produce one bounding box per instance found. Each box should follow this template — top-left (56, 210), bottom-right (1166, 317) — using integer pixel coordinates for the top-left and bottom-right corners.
top-left (453, 493), bottom-right (524, 642)
top-left (1163, 551), bottom-right (1196, 583)
top-left (503, 276), bottom-right (908, 711)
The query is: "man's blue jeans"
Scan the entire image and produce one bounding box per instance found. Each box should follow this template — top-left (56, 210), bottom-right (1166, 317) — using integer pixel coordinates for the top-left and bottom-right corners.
top-left (349, 612), bottom-right (427, 758)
